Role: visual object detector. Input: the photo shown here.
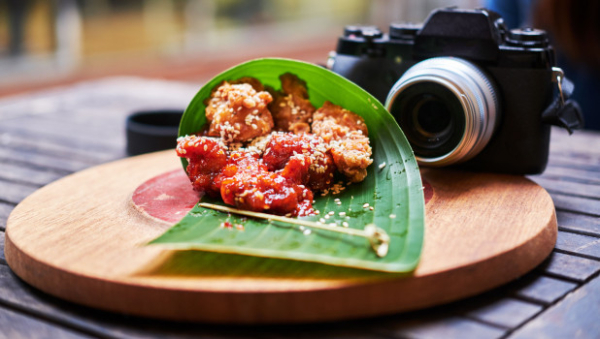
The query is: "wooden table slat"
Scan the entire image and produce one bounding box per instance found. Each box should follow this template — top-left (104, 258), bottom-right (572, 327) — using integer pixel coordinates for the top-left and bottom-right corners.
top-left (548, 154), bottom-right (600, 169)
top-left (548, 129), bottom-right (600, 156)
top-left (463, 298), bottom-right (543, 329)
top-left (556, 231), bottom-right (600, 260)
top-left (0, 179), bottom-right (38, 205)
top-left (0, 306), bottom-right (91, 339)
top-left (0, 147), bottom-right (89, 173)
top-left (549, 193), bottom-right (600, 217)
top-left (381, 315), bottom-right (506, 339)
top-left (532, 176), bottom-right (600, 199)
top-left (538, 252), bottom-right (600, 282)
top-left (556, 210), bottom-right (600, 237)
top-left (0, 120), bottom-right (123, 155)
top-left (0, 162), bottom-right (65, 187)
top-left (510, 275), bottom-right (600, 339)
top-left (541, 166), bottom-right (600, 185)
top-left (0, 231), bottom-right (5, 265)
top-left (0, 202), bottom-right (14, 232)
top-left (1, 132), bottom-right (120, 164)
top-left (510, 275), bottom-right (577, 305)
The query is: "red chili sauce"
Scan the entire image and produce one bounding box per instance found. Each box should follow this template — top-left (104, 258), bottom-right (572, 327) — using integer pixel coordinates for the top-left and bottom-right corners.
top-left (176, 133), bottom-right (336, 217)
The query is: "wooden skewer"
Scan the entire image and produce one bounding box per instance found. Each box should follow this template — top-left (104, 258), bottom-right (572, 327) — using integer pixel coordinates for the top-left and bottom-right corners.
top-left (198, 202), bottom-right (391, 257)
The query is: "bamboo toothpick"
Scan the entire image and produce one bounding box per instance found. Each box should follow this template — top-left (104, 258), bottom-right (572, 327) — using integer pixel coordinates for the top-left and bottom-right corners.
top-left (198, 202), bottom-right (391, 257)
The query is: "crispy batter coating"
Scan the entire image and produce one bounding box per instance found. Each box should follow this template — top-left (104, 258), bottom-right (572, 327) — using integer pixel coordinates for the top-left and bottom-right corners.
top-left (311, 101), bottom-right (369, 142)
top-left (312, 101), bottom-right (372, 182)
top-left (205, 81), bottom-right (274, 143)
top-left (229, 77), bottom-right (265, 91)
top-left (330, 131), bottom-right (373, 183)
top-left (268, 73), bottom-right (315, 133)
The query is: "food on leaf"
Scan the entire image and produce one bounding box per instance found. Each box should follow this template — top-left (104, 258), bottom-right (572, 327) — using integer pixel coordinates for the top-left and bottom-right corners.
top-left (177, 74), bottom-right (373, 217)
top-left (152, 58), bottom-right (425, 272)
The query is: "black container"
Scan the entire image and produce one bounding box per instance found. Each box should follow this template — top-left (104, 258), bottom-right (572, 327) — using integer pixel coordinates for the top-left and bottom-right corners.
top-left (126, 110), bottom-right (183, 156)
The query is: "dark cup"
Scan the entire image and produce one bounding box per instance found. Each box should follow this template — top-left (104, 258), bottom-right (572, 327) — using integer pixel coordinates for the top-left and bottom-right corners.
top-left (126, 110), bottom-right (183, 156)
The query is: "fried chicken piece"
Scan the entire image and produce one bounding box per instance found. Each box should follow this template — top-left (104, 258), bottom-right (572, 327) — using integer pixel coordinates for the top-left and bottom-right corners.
top-left (176, 135), bottom-right (228, 197)
top-left (330, 131), bottom-right (373, 183)
top-left (311, 101), bottom-right (369, 142)
top-left (263, 132), bottom-right (336, 191)
top-left (219, 150), bottom-right (314, 216)
top-left (205, 81), bottom-right (274, 143)
top-left (312, 101), bottom-right (372, 183)
top-left (268, 73), bottom-right (316, 133)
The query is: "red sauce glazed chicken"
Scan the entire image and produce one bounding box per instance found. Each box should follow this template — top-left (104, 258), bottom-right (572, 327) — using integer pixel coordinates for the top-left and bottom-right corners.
top-left (176, 75), bottom-right (373, 217)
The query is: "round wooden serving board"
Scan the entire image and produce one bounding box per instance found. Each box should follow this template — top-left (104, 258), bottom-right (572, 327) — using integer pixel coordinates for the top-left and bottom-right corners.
top-left (4, 150), bottom-right (557, 324)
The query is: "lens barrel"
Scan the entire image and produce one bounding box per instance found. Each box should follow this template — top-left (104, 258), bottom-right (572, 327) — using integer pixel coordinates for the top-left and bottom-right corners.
top-left (385, 57), bottom-right (499, 166)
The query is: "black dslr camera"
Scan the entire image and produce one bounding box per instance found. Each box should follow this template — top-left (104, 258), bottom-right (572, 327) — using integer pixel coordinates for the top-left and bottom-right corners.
top-left (329, 7), bottom-right (582, 174)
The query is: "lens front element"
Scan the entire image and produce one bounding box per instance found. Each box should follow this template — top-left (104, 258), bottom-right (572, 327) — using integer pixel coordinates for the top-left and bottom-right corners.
top-left (385, 57), bottom-right (499, 166)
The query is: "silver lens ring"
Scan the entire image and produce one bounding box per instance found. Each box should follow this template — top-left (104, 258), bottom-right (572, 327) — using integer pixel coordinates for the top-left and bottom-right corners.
top-left (385, 57), bottom-right (500, 166)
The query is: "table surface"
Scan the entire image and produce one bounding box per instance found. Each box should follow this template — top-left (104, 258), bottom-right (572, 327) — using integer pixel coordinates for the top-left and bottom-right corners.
top-left (0, 77), bottom-right (599, 339)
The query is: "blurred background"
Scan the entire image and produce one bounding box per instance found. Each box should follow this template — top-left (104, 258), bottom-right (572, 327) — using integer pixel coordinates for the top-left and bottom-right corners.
top-left (0, 0), bottom-right (482, 97)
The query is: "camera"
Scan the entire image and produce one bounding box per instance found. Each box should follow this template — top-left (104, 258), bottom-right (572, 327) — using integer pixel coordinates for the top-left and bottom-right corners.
top-left (329, 7), bottom-right (582, 174)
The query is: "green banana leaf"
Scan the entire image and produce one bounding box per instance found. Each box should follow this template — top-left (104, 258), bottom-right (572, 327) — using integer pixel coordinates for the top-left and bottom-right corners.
top-left (149, 58), bottom-right (424, 272)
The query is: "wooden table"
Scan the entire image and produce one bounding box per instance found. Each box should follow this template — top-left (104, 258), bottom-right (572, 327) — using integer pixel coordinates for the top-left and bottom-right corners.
top-left (1, 77), bottom-right (599, 338)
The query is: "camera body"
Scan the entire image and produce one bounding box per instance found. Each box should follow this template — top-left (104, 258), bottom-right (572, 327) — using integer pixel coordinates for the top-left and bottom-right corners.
top-left (330, 8), bottom-right (558, 174)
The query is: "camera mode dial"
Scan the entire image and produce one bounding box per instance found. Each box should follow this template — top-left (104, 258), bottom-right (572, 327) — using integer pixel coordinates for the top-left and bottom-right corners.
top-left (506, 28), bottom-right (549, 48)
top-left (343, 25), bottom-right (382, 39)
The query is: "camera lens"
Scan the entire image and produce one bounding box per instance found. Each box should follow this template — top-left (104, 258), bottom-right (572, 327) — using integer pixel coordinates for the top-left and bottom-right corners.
top-left (385, 57), bottom-right (499, 166)
top-left (394, 82), bottom-right (466, 159)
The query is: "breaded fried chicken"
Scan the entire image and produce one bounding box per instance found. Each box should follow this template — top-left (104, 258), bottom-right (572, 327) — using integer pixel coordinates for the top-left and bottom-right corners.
top-left (176, 135), bottom-right (228, 197)
top-left (263, 132), bottom-right (336, 191)
top-left (268, 73), bottom-right (315, 134)
top-left (205, 80), bottom-right (274, 143)
top-left (312, 101), bottom-right (373, 182)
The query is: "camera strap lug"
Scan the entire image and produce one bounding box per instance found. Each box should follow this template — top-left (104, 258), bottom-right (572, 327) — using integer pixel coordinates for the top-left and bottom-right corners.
top-left (552, 67), bottom-right (566, 106)
top-left (542, 67), bottom-right (584, 133)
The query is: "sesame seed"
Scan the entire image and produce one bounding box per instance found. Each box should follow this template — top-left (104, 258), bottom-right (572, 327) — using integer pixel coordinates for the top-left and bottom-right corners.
top-left (342, 222), bottom-right (349, 227)
top-left (389, 214), bottom-right (396, 219)
top-left (339, 212), bottom-right (346, 216)
top-left (363, 203), bottom-right (369, 208)
top-left (379, 162), bottom-right (386, 169)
